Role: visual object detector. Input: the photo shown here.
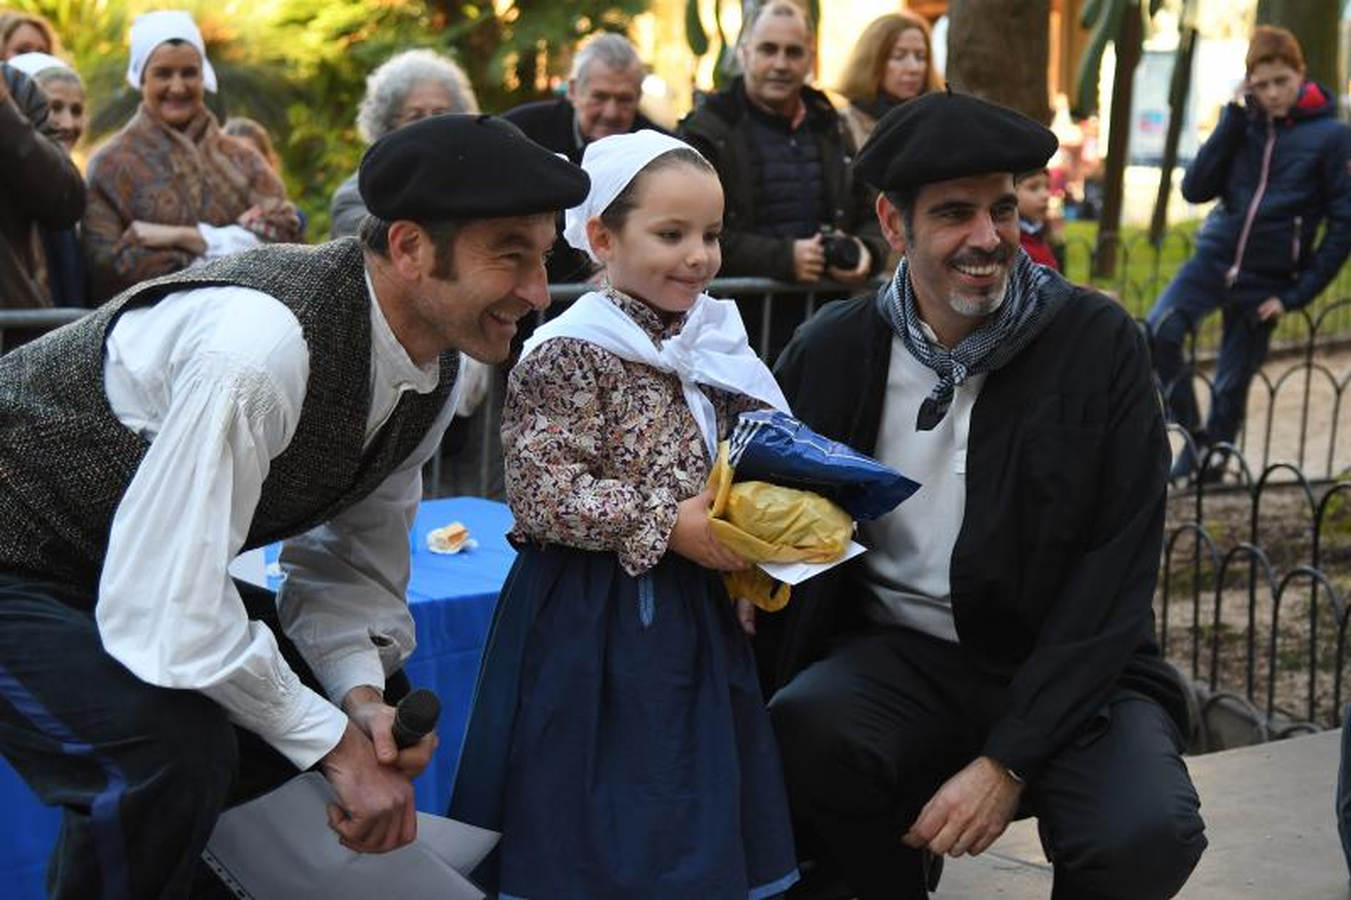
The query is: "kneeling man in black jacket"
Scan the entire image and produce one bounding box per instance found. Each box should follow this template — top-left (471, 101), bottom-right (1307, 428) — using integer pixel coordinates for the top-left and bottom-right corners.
top-left (762, 91), bottom-right (1207, 899)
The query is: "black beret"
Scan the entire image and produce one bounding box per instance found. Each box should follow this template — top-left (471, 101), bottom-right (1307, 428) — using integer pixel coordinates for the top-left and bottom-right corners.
top-left (359, 113), bottom-right (590, 221)
top-left (855, 90), bottom-right (1058, 193)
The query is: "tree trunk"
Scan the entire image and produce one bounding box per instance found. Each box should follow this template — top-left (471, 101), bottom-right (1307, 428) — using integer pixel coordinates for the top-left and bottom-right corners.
top-left (946, 0), bottom-right (1052, 124)
top-left (1150, 12), bottom-right (1198, 247)
top-left (1257, 0), bottom-right (1339, 91)
top-left (1093, 0), bottom-right (1143, 279)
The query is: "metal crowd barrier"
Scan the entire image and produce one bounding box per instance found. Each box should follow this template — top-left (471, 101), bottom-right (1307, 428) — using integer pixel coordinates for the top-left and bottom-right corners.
top-left (9, 274), bottom-right (1351, 752)
top-left (0, 306), bottom-right (86, 345)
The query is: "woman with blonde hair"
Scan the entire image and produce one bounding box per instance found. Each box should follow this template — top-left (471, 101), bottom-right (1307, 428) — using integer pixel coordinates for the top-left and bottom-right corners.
top-left (0, 10), bottom-right (58, 59)
top-left (837, 11), bottom-right (941, 148)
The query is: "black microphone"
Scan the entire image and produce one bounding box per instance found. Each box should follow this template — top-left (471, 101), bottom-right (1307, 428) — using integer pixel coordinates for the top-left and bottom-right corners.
top-left (391, 688), bottom-right (441, 750)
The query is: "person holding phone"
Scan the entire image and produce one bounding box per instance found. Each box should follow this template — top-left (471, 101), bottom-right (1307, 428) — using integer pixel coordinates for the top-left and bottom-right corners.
top-left (1147, 25), bottom-right (1351, 482)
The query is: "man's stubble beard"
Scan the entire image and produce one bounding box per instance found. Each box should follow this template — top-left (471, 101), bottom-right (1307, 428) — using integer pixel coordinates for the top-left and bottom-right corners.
top-left (948, 277), bottom-right (1009, 319)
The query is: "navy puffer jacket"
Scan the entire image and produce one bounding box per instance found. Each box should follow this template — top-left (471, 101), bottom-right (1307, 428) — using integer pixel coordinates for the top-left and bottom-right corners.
top-left (1182, 81), bottom-right (1351, 309)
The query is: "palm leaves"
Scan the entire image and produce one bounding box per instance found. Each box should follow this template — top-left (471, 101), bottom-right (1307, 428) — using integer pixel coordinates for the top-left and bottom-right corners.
top-left (1073, 0), bottom-right (1163, 118)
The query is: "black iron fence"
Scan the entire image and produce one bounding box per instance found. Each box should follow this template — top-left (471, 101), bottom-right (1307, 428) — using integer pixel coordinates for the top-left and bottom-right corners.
top-left (1062, 233), bottom-right (1351, 355)
top-left (1156, 452), bottom-right (1350, 749)
top-left (1156, 298), bottom-right (1351, 481)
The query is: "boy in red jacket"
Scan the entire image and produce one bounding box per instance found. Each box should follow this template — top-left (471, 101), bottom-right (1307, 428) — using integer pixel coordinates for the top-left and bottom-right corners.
top-left (1016, 167), bottom-right (1063, 270)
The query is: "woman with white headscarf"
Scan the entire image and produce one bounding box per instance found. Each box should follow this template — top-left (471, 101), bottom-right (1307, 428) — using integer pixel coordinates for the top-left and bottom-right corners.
top-left (83, 10), bottom-right (301, 302)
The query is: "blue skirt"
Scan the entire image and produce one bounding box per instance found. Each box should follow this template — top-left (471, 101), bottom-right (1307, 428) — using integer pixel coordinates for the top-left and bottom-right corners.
top-left (450, 545), bottom-right (798, 900)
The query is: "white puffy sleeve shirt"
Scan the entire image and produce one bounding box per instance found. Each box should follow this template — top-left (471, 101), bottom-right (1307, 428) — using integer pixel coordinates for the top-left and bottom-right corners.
top-left (96, 276), bottom-right (457, 770)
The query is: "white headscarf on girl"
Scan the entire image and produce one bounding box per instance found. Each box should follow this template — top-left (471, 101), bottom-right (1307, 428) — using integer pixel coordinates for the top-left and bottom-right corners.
top-left (524, 130), bottom-right (790, 460)
top-left (125, 10), bottom-right (219, 92)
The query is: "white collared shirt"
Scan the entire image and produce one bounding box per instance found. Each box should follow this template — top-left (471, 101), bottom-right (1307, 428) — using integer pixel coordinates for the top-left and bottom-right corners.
top-left (97, 271), bottom-right (457, 769)
top-left (858, 326), bottom-right (985, 642)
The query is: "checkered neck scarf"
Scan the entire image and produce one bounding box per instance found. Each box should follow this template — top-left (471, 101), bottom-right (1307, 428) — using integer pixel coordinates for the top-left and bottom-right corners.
top-left (879, 249), bottom-right (1066, 431)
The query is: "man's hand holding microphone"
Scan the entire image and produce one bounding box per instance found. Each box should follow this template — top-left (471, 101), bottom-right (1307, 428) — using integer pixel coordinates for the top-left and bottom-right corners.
top-left (319, 684), bottom-right (440, 853)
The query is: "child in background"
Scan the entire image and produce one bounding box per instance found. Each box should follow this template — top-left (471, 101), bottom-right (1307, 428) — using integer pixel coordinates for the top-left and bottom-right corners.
top-left (223, 116), bottom-right (309, 240)
top-left (450, 130), bottom-right (800, 899)
top-left (223, 116), bottom-right (281, 173)
top-left (1016, 167), bottom-right (1064, 271)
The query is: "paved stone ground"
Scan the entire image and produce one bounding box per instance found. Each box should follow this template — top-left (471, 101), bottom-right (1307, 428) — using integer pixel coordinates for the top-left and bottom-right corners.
top-left (937, 730), bottom-right (1348, 899)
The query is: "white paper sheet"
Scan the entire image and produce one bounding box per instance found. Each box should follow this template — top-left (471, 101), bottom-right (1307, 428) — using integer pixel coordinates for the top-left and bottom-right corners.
top-left (203, 772), bottom-right (499, 900)
top-left (756, 540), bottom-right (867, 585)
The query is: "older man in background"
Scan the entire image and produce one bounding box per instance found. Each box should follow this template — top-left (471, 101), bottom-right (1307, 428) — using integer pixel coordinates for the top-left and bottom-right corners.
top-left (504, 32), bottom-right (668, 283)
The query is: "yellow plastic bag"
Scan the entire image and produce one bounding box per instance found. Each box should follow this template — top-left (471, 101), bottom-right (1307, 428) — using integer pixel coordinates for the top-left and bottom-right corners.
top-left (706, 441), bottom-right (853, 612)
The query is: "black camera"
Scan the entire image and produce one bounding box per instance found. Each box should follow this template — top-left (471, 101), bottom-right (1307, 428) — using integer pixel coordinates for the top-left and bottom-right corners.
top-left (820, 228), bottom-right (861, 271)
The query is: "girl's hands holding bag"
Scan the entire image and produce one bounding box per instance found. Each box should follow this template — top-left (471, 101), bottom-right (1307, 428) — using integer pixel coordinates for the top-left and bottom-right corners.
top-left (669, 487), bottom-right (750, 572)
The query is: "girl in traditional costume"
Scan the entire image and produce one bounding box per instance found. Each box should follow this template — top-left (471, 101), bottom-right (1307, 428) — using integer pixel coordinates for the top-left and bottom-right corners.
top-left (451, 130), bottom-right (799, 899)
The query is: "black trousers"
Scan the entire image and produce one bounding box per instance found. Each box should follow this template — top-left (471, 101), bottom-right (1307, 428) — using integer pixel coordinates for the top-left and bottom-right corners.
top-left (0, 574), bottom-right (404, 900)
top-left (768, 626), bottom-right (1207, 900)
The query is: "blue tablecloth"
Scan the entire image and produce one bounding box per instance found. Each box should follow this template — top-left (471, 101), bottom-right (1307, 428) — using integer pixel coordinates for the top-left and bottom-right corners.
top-left (0, 496), bottom-right (515, 898)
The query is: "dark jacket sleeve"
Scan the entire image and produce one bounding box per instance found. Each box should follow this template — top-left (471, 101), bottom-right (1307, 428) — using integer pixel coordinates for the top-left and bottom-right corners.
top-left (846, 178), bottom-right (887, 277)
top-left (328, 170), bottom-right (367, 239)
top-left (1283, 122), bottom-right (1351, 310)
top-left (980, 315), bottom-right (1170, 782)
top-left (715, 217), bottom-right (797, 280)
top-left (0, 65), bottom-right (84, 229)
top-left (834, 123), bottom-right (887, 276)
top-left (1180, 102), bottom-right (1247, 204)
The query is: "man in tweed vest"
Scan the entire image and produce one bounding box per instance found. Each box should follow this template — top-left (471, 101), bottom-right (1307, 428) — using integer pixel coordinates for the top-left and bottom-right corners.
top-left (0, 114), bottom-right (588, 898)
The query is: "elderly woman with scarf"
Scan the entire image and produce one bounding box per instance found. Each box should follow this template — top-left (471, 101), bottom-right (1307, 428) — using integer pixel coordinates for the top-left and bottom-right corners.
top-left (83, 10), bottom-right (300, 302)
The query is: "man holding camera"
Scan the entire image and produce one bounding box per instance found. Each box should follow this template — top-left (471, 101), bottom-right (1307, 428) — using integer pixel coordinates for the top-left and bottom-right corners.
top-left (678, 0), bottom-right (884, 358)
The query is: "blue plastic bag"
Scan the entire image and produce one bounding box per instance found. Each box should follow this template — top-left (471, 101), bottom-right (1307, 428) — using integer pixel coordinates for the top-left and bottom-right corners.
top-left (727, 410), bottom-right (920, 521)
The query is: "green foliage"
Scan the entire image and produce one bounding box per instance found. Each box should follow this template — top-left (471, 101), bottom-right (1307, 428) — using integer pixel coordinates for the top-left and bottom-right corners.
top-left (685, 0), bottom-right (738, 89)
top-left (15, 0), bottom-right (649, 239)
top-left (685, 0), bottom-right (709, 56)
top-left (1061, 218), bottom-right (1196, 314)
top-left (1318, 487), bottom-right (1351, 542)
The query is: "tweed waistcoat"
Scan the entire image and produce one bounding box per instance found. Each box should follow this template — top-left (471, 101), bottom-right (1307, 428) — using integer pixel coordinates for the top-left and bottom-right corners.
top-left (0, 238), bottom-right (458, 595)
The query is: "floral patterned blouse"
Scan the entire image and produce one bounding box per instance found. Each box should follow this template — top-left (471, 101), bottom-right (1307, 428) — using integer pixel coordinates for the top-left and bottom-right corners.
top-left (503, 289), bottom-right (763, 575)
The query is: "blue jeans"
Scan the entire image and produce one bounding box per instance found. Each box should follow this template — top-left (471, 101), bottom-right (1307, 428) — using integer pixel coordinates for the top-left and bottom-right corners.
top-left (1147, 257), bottom-right (1277, 454)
